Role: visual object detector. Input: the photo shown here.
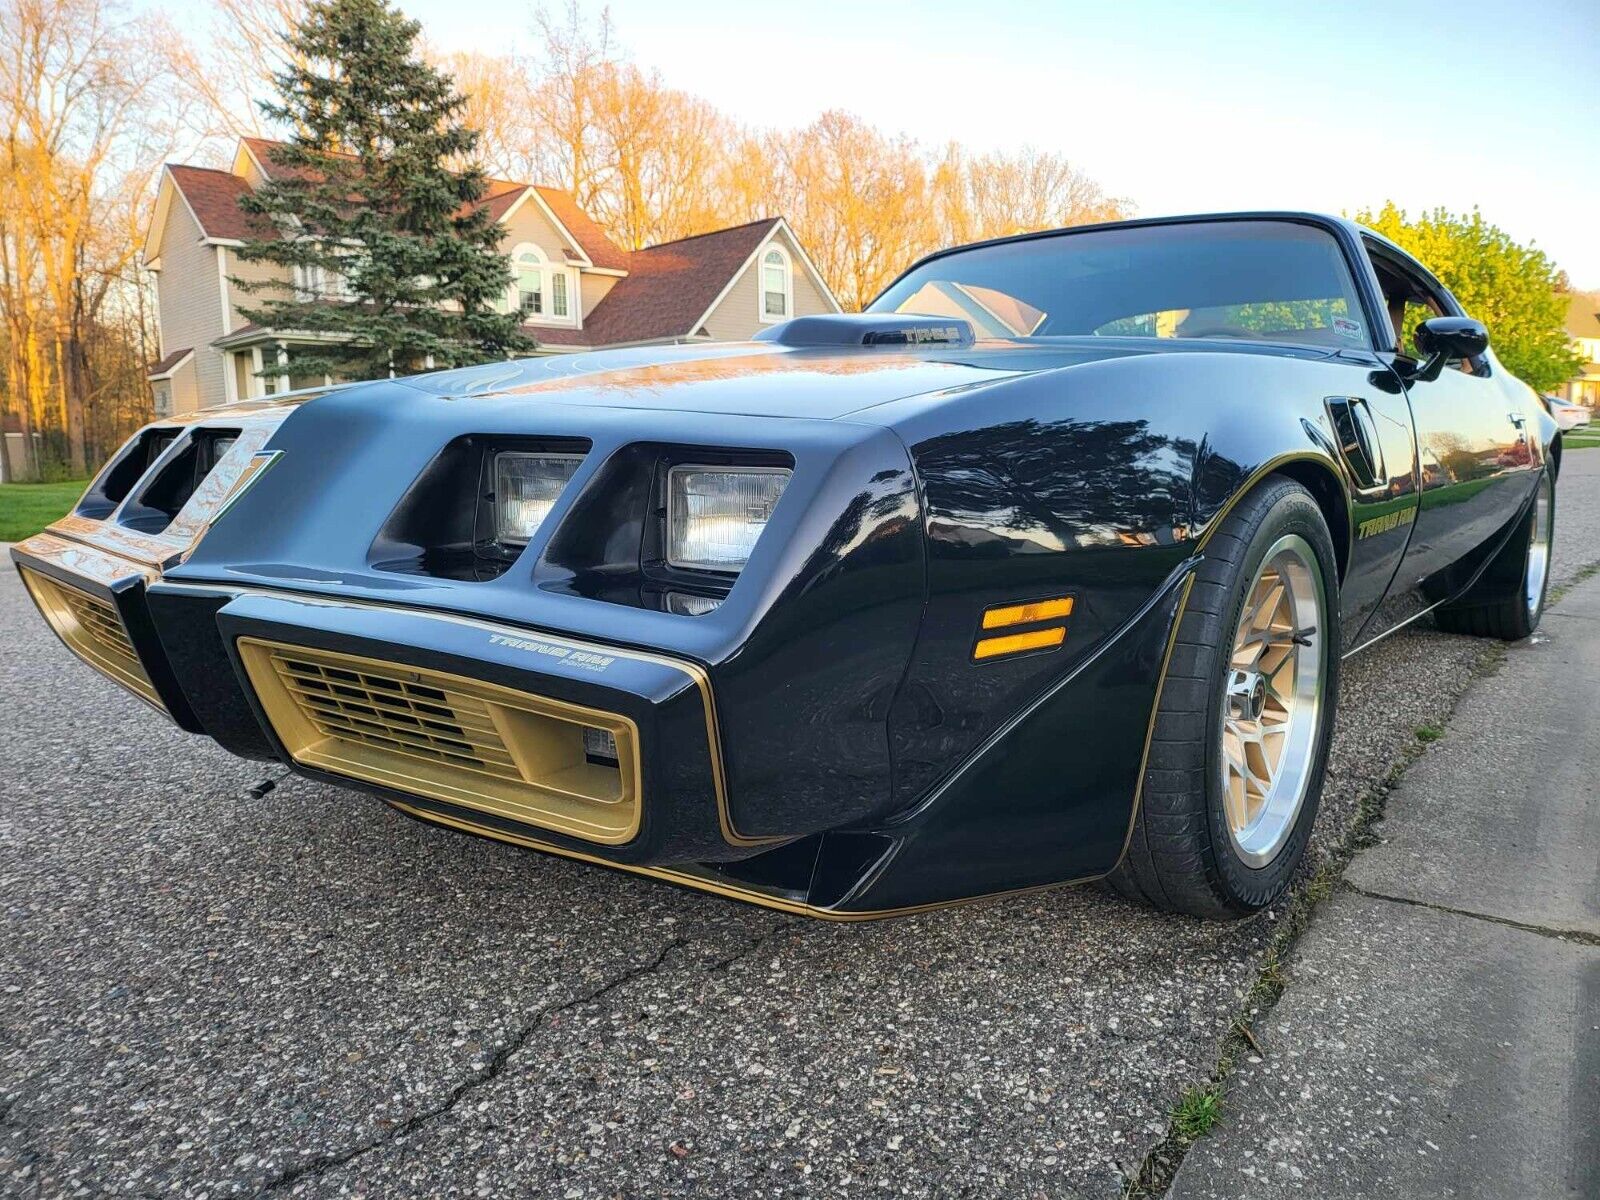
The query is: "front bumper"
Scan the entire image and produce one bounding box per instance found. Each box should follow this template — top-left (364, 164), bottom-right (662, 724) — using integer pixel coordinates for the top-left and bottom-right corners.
top-left (159, 584), bottom-right (742, 865)
top-left (11, 534), bottom-right (199, 728)
top-left (15, 523), bottom-right (1191, 919)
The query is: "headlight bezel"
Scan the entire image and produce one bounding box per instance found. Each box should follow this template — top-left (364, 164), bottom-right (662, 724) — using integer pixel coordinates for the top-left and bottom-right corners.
top-left (492, 449), bottom-right (587, 547)
top-left (664, 463), bottom-right (792, 576)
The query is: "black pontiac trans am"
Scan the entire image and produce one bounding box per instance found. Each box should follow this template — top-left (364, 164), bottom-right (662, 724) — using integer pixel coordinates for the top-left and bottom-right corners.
top-left (13, 213), bottom-right (1558, 920)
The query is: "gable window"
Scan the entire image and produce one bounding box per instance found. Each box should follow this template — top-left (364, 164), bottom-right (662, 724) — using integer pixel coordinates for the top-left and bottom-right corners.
top-left (759, 244), bottom-right (792, 323)
top-left (513, 244), bottom-right (545, 316)
top-left (507, 243), bottom-right (575, 323)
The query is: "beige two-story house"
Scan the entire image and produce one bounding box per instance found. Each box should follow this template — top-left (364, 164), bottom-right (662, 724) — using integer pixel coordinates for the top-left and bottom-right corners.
top-left (1559, 291), bottom-right (1600, 407)
top-left (143, 138), bottom-right (840, 415)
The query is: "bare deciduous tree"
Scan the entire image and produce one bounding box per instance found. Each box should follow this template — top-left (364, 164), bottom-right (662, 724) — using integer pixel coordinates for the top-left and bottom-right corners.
top-left (168, 0), bottom-right (308, 151)
top-left (1, 0), bottom-right (177, 477)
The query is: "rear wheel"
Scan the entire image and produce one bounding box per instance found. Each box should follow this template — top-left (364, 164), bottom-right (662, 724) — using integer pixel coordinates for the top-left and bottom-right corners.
top-left (1107, 478), bottom-right (1339, 918)
top-left (1434, 469), bottom-right (1554, 640)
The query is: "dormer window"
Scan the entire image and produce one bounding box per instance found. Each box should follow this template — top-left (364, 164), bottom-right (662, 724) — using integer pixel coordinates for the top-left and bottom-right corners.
top-left (759, 244), bottom-right (792, 323)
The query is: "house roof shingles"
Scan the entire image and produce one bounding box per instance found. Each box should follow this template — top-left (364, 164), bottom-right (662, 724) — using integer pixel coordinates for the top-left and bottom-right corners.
top-left (577, 218), bottom-right (782, 346)
top-left (146, 347), bottom-right (193, 378)
top-left (237, 139), bottom-right (631, 270)
top-left (165, 164), bottom-right (269, 241)
top-left (532, 186), bottom-right (630, 271)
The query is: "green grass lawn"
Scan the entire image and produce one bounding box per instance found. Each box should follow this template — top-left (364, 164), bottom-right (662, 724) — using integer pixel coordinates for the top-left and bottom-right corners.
top-left (0, 479), bottom-right (89, 542)
top-left (1563, 428), bottom-right (1600, 449)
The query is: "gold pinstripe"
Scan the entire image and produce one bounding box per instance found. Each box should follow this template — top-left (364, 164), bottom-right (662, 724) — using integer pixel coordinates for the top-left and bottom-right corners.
top-left (384, 799), bottom-right (1103, 921)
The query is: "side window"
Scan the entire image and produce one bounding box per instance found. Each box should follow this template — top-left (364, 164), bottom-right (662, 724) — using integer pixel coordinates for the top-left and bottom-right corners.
top-left (1367, 244), bottom-right (1481, 376)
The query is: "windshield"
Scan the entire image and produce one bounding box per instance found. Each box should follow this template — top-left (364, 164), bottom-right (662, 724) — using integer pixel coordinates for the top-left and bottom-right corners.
top-left (869, 219), bottom-right (1369, 349)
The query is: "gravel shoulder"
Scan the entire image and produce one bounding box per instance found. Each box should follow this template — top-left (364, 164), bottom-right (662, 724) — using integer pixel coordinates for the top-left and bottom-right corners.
top-left (1, 455), bottom-right (1596, 1198)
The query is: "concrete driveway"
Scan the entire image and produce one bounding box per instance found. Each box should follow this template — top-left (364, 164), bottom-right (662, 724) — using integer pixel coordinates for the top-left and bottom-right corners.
top-left (2, 453), bottom-right (1596, 1199)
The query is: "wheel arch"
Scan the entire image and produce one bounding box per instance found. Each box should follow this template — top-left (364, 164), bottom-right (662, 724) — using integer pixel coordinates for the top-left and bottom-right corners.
top-left (1273, 458), bottom-right (1351, 583)
top-left (1195, 450), bottom-right (1352, 585)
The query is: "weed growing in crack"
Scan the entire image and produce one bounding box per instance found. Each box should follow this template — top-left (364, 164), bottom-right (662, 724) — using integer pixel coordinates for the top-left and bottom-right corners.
top-left (1170, 1085), bottom-right (1224, 1145)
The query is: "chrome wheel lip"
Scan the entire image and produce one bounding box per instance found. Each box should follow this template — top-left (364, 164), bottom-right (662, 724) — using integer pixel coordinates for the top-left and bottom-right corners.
top-left (1524, 474), bottom-right (1553, 620)
top-left (1219, 534), bottom-right (1326, 869)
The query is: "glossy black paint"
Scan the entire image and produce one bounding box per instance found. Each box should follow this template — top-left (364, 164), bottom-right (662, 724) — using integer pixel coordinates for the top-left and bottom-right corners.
top-left (1413, 316), bottom-right (1491, 371)
top-left (10, 212), bottom-right (1556, 915)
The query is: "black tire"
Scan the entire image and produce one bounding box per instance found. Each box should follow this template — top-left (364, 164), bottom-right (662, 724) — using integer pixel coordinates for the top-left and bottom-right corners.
top-left (1434, 469), bottom-right (1554, 641)
top-left (1107, 477), bottom-right (1340, 919)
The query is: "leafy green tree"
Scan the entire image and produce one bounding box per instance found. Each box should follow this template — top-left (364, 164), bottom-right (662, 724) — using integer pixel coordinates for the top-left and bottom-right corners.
top-left (234, 0), bottom-right (532, 380)
top-left (1354, 203), bottom-right (1580, 393)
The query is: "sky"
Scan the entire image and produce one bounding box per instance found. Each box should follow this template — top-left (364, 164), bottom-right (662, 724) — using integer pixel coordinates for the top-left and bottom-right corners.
top-left (179, 0), bottom-right (1600, 286)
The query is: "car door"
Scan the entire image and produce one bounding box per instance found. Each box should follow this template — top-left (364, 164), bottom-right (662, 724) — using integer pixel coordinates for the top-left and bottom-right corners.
top-left (1359, 238), bottom-right (1535, 637)
top-left (1323, 360), bottom-right (1420, 652)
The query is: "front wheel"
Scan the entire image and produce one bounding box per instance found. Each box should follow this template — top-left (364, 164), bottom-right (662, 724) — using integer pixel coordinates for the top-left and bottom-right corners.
top-left (1107, 477), bottom-right (1339, 919)
top-left (1434, 469), bottom-right (1554, 641)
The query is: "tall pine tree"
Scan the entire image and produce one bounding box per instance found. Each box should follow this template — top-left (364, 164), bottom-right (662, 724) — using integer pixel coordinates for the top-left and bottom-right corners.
top-left (234, 0), bottom-right (533, 380)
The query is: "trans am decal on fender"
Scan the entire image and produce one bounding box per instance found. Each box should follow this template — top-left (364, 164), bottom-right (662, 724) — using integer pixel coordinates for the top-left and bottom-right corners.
top-left (13, 212), bottom-right (1559, 919)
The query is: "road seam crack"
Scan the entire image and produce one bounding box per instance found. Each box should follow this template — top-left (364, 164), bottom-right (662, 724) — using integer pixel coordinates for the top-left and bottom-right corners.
top-left (706, 918), bottom-right (802, 973)
top-left (256, 934), bottom-right (688, 1195)
top-left (1339, 879), bottom-right (1600, 946)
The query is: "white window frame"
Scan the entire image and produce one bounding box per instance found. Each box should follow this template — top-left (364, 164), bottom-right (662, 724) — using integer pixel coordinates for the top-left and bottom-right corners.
top-left (507, 242), bottom-right (577, 326)
top-left (757, 242), bottom-right (793, 324)
top-left (292, 260), bottom-right (319, 302)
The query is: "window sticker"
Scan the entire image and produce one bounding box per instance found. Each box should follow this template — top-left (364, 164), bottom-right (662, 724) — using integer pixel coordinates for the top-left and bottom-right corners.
top-left (1333, 317), bottom-right (1364, 342)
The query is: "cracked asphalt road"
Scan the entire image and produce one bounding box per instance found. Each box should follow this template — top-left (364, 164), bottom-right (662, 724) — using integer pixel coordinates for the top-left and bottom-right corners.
top-left (3, 452), bottom-right (1597, 1199)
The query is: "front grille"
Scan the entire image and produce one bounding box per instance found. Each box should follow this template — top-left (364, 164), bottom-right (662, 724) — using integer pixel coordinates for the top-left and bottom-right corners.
top-left (237, 639), bottom-right (640, 844)
top-left (18, 568), bottom-right (165, 712)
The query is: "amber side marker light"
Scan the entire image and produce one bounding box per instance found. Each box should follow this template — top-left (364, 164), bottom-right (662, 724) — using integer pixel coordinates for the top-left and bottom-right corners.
top-left (973, 595), bottom-right (1074, 661)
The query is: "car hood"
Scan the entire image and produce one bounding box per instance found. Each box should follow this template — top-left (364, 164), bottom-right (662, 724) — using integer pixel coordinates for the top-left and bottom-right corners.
top-left (386, 339), bottom-right (1160, 422)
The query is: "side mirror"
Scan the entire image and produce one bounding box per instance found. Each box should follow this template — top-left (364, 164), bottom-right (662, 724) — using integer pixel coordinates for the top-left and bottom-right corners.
top-left (1410, 316), bottom-right (1489, 381)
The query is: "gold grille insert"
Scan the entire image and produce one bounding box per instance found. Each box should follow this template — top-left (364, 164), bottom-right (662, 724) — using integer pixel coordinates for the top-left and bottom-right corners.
top-left (237, 638), bottom-right (641, 844)
top-left (19, 567), bottom-right (165, 712)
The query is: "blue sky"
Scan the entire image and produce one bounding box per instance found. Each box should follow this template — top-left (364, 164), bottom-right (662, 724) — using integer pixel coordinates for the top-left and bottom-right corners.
top-left (215, 0), bottom-right (1600, 284)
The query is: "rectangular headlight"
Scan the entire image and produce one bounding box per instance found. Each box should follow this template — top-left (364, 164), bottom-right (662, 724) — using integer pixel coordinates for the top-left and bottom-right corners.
top-left (494, 452), bottom-right (583, 544)
top-left (667, 466), bottom-right (790, 573)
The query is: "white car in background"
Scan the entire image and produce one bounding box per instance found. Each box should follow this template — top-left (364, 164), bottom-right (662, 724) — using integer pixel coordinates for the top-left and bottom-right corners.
top-left (1544, 395), bottom-right (1591, 430)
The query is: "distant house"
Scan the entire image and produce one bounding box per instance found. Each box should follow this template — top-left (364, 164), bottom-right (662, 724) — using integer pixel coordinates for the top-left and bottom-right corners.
top-left (1560, 291), bottom-right (1600, 407)
top-left (141, 138), bottom-right (840, 415)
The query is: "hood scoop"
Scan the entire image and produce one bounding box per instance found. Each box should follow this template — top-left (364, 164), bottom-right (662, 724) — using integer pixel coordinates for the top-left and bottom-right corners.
top-left (755, 313), bottom-right (975, 348)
